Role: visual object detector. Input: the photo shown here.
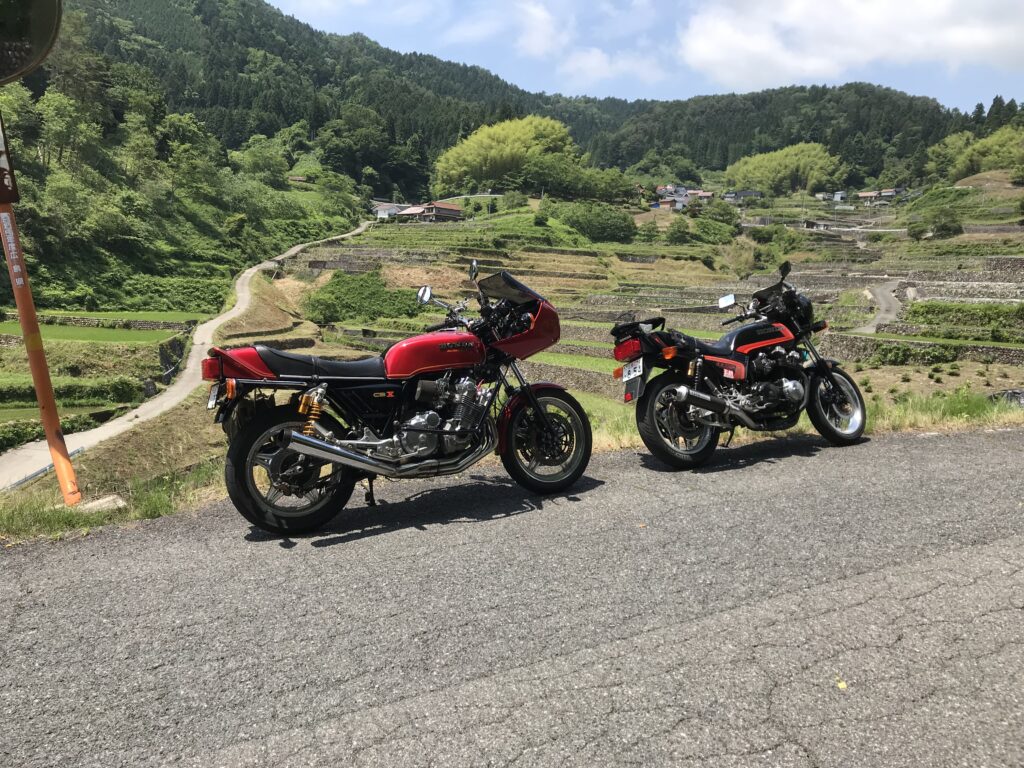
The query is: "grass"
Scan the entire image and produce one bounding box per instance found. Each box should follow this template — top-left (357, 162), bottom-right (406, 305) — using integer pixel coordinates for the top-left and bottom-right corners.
top-left (1, 308), bottom-right (209, 322)
top-left (0, 405), bottom-right (106, 423)
top-left (0, 322), bottom-right (178, 344)
top-left (532, 351), bottom-right (619, 374)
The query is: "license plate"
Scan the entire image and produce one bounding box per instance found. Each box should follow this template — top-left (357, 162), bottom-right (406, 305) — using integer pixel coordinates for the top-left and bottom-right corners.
top-left (622, 358), bottom-right (643, 382)
top-left (207, 384), bottom-right (221, 410)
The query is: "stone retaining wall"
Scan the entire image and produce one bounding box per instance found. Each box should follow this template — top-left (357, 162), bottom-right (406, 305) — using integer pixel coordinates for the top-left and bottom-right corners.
top-left (986, 257), bottom-right (1024, 281)
top-left (0, 334), bottom-right (21, 347)
top-left (0, 311), bottom-right (193, 331)
top-left (519, 361), bottom-right (620, 400)
top-left (819, 332), bottom-right (1024, 366)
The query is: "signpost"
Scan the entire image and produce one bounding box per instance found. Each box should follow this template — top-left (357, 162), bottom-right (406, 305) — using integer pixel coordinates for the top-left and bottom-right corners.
top-left (0, 0), bottom-right (80, 506)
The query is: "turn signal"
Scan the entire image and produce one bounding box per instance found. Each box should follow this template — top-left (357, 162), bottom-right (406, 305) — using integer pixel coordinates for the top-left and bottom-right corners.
top-left (613, 366), bottom-right (624, 380)
top-left (225, 378), bottom-right (237, 400)
top-left (662, 347), bottom-right (678, 361)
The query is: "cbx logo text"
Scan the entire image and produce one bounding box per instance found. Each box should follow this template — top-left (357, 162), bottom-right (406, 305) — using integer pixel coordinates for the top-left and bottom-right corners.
top-left (373, 391), bottom-right (397, 399)
top-left (440, 342), bottom-right (475, 351)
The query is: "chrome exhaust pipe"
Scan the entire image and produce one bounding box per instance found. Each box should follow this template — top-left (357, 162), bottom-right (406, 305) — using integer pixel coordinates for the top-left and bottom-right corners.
top-left (281, 423), bottom-right (497, 479)
top-left (673, 385), bottom-right (758, 429)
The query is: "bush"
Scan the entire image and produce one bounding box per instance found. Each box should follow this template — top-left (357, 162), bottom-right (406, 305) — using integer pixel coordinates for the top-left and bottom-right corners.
top-left (500, 191), bottom-right (528, 210)
top-left (929, 209), bottom-right (964, 239)
top-left (665, 215), bottom-right (693, 245)
top-left (548, 201), bottom-right (636, 243)
top-left (303, 270), bottom-right (423, 325)
top-left (703, 200), bottom-right (740, 227)
top-left (533, 212), bottom-right (548, 227)
top-left (0, 414), bottom-right (98, 453)
top-left (1011, 166), bottom-right (1024, 186)
top-left (907, 221), bottom-right (929, 241)
top-left (635, 220), bottom-right (660, 243)
top-left (693, 217), bottom-right (736, 245)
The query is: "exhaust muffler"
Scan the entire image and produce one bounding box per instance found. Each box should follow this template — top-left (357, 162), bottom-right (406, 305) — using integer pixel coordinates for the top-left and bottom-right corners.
top-left (280, 425), bottom-right (496, 479)
top-left (673, 385), bottom-right (757, 429)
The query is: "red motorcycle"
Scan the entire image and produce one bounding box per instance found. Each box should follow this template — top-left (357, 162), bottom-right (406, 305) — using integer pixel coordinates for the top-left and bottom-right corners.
top-left (202, 263), bottom-right (592, 534)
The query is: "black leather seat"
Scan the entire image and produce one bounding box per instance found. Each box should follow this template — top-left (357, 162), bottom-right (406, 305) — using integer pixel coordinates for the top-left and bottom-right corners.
top-left (256, 346), bottom-right (386, 379)
top-left (693, 337), bottom-right (735, 356)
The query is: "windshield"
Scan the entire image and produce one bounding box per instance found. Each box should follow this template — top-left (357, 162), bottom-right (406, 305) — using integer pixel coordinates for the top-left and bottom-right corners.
top-left (478, 271), bottom-right (546, 305)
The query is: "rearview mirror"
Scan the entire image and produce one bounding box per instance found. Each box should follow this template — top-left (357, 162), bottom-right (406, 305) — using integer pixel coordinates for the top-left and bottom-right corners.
top-left (779, 261), bottom-right (792, 280)
top-left (469, 259), bottom-right (479, 282)
top-left (718, 294), bottom-right (737, 309)
top-left (416, 285), bottom-right (433, 305)
top-left (0, 0), bottom-right (63, 86)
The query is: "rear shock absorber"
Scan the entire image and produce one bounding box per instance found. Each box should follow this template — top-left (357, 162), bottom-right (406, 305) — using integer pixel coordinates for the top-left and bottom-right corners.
top-left (297, 385), bottom-right (327, 437)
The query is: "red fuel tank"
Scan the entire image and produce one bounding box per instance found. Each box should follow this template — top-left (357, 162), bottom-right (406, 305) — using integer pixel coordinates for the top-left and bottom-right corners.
top-left (384, 330), bottom-right (486, 379)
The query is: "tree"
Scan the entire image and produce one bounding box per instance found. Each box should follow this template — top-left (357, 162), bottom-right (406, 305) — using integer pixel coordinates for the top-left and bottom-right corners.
top-left (703, 199), bottom-right (740, 228)
top-left (907, 221), bottom-right (929, 241)
top-left (724, 143), bottom-right (845, 194)
top-left (432, 116), bottom-right (577, 198)
top-left (665, 215), bottom-right (692, 245)
top-left (36, 90), bottom-right (101, 169)
top-left (234, 134), bottom-right (288, 189)
top-left (718, 241), bottom-right (757, 280)
top-left (636, 220), bottom-right (660, 243)
top-left (929, 209), bottom-right (964, 239)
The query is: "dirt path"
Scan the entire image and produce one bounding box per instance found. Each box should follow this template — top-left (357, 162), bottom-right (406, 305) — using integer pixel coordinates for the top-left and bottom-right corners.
top-left (854, 279), bottom-right (903, 334)
top-left (0, 222), bottom-right (371, 492)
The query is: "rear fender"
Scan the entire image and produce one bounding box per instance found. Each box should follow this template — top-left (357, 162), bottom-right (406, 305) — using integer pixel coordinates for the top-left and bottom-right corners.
top-left (496, 383), bottom-right (567, 454)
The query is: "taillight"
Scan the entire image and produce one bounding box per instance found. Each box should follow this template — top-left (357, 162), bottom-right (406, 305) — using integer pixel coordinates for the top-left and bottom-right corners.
top-left (201, 356), bottom-right (222, 381)
top-left (613, 338), bottom-right (642, 362)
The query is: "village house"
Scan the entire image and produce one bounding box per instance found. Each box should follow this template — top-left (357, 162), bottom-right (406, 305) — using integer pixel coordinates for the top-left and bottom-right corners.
top-left (393, 201), bottom-right (464, 223)
top-left (723, 189), bottom-right (764, 204)
top-left (372, 201), bottom-right (409, 220)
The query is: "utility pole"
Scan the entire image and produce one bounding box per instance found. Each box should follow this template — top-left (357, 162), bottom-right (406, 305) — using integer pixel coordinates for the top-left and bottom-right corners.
top-left (1, 0), bottom-right (80, 505)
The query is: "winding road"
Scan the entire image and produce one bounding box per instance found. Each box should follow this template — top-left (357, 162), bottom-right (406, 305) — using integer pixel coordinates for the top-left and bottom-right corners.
top-left (3, 428), bottom-right (1023, 767)
top-left (853, 280), bottom-right (903, 334)
top-left (0, 222), bottom-right (371, 491)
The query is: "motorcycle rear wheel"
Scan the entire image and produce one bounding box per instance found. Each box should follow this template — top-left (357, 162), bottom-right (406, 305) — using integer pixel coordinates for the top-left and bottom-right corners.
top-left (225, 406), bottom-right (356, 535)
top-left (637, 373), bottom-right (720, 470)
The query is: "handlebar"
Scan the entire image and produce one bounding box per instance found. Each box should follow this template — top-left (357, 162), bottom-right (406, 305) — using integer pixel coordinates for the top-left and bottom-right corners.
top-left (424, 322), bottom-right (448, 332)
top-left (721, 315), bottom-right (744, 326)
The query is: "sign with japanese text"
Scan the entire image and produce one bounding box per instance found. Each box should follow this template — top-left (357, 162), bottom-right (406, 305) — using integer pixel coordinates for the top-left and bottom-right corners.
top-left (0, 113), bottom-right (19, 203)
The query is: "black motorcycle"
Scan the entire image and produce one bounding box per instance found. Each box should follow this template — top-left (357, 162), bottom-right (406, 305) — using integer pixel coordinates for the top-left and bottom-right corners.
top-left (611, 261), bottom-right (866, 469)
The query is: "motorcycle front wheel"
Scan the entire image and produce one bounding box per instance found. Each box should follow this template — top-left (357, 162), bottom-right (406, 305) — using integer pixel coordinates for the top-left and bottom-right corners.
top-left (225, 407), bottom-right (357, 535)
top-left (636, 372), bottom-right (720, 470)
top-left (807, 366), bottom-right (866, 445)
top-left (500, 391), bottom-right (592, 494)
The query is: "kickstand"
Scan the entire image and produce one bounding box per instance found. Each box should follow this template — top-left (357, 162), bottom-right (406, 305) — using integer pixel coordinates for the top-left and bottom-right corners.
top-left (722, 428), bottom-right (736, 449)
top-left (364, 475), bottom-right (378, 507)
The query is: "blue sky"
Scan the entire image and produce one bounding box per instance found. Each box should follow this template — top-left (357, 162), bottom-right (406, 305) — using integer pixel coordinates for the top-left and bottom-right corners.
top-left (267, 0), bottom-right (1024, 111)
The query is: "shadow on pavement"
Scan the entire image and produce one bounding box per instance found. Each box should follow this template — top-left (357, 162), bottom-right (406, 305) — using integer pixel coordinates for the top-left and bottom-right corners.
top-left (244, 474), bottom-right (605, 548)
top-left (638, 433), bottom-right (869, 474)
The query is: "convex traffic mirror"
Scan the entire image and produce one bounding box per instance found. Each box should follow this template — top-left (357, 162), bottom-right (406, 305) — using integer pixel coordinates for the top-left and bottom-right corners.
top-left (0, 0), bottom-right (62, 86)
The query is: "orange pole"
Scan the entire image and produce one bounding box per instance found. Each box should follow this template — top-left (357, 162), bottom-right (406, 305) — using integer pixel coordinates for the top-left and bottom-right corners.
top-left (1, 202), bottom-right (81, 505)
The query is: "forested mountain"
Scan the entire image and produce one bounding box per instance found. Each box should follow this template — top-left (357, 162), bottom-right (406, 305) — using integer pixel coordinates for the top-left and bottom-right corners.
top-left (61, 0), bottom-right (1011, 187)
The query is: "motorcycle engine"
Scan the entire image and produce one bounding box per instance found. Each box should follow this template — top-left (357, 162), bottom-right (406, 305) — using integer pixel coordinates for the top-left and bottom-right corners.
top-left (395, 375), bottom-right (493, 458)
top-left (741, 349), bottom-right (806, 412)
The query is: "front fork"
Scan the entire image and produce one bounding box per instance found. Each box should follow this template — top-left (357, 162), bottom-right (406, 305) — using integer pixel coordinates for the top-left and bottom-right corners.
top-left (502, 362), bottom-right (554, 432)
top-left (801, 337), bottom-right (845, 395)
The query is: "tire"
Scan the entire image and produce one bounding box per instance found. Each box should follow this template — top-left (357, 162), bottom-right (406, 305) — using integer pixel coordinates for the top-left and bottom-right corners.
top-left (636, 372), bottom-right (720, 470)
top-left (225, 406), bottom-right (357, 535)
top-left (500, 390), bottom-right (592, 494)
top-left (807, 366), bottom-right (867, 446)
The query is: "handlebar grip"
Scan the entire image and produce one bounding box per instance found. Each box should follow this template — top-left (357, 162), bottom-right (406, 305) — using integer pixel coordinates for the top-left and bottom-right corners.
top-left (424, 322), bottom-right (448, 332)
top-left (721, 316), bottom-right (742, 326)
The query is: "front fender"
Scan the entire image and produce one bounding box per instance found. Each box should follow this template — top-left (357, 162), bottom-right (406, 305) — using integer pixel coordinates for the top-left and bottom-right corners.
top-left (496, 383), bottom-right (567, 455)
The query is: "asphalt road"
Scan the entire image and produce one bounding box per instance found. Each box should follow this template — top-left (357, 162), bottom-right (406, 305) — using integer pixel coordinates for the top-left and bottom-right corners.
top-left (3, 429), bottom-right (1024, 767)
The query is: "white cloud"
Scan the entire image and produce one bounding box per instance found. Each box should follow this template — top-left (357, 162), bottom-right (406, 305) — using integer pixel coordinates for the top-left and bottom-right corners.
top-left (679, 0), bottom-right (1024, 91)
top-left (443, 14), bottom-right (507, 45)
top-left (558, 46), bottom-right (664, 87)
top-left (515, 0), bottom-right (575, 59)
